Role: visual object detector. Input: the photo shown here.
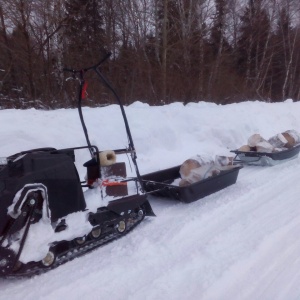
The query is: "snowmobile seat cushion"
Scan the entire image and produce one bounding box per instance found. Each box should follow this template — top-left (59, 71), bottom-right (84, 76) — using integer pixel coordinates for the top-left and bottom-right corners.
top-left (83, 157), bottom-right (98, 167)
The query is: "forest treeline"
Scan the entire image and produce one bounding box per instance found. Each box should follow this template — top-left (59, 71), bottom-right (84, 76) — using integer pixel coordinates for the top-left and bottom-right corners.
top-left (1, 0), bottom-right (300, 109)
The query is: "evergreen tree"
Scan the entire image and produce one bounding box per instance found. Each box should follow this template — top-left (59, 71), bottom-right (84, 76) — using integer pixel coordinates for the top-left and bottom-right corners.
top-left (236, 0), bottom-right (271, 92)
top-left (64, 0), bottom-right (107, 67)
top-left (207, 0), bottom-right (233, 102)
top-left (155, 0), bottom-right (202, 102)
top-left (210, 0), bottom-right (228, 56)
top-left (62, 0), bottom-right (109, 105)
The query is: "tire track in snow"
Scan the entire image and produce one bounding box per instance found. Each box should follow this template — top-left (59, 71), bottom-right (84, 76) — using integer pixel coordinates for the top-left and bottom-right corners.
top-left (202, 216), bottom-right (300, 300)
top-left (129, 159), bottom-right (300, 299)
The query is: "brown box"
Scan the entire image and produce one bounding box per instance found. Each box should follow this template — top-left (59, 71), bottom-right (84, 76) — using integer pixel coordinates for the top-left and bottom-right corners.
top-left (101, 162), bottom-right (128, 197)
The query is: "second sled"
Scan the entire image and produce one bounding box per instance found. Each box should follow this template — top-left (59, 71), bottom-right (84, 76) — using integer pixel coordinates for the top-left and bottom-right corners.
top-left (231, 144), bottom-right (300, 166)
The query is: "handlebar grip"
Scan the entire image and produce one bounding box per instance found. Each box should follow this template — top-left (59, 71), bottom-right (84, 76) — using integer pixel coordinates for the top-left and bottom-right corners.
top-left (63, 68), bottom-right (75, 73)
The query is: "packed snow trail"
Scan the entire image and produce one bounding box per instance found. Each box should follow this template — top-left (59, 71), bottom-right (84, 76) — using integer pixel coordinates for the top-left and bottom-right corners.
top-left (1, 101), bottom-right (300, 300)
top-left (1, 159), bottom-right (300, 300)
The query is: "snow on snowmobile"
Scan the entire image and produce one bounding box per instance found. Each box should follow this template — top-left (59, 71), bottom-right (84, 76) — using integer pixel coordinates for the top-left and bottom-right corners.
top-left (0, 53), bottom-right (155, 278)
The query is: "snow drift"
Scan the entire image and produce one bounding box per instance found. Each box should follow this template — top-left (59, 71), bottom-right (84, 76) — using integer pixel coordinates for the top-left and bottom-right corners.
top-left (1, 99), bottom-right (300, 300)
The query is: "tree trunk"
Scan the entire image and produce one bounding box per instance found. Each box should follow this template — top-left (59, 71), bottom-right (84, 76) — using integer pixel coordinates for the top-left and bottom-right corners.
top-left (162, 0), bottom-right (168, 103)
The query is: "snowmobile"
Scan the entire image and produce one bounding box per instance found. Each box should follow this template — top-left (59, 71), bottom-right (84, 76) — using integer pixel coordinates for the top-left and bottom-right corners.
top-left (0, 53), bottom-right (155, 278)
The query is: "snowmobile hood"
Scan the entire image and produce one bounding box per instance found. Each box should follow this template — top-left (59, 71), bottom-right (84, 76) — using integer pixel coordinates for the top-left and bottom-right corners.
top-left (0, 149), bottom-right (86, 237)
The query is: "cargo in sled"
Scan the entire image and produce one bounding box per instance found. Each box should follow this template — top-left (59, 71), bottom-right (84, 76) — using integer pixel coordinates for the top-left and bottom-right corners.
top-left (142, 164), bottom-right (243, 203)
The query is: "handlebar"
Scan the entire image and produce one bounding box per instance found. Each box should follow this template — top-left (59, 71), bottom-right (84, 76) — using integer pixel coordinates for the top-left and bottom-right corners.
top-left (63, 52), bottom-right (111, 74)
top-left (61, 50), bottom-right (143, 187)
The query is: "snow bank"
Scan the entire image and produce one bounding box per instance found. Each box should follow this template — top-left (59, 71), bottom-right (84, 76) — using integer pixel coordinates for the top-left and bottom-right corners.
top-left (1, 100), bottom-right (300, 300)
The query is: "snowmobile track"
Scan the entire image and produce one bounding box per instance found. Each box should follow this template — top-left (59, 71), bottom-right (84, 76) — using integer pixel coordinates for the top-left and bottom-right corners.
top-left (5, 211), bottom-right (145, 279)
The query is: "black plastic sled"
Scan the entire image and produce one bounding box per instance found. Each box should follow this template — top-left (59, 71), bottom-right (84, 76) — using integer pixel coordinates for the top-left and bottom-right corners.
top-left (231, 144), bottom-right (300, 166)
top-left (142, 165), bottom-right (243, 203)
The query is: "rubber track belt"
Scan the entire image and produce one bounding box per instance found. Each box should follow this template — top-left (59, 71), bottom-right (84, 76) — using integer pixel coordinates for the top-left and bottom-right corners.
top-left (5, 213), bottom-right (144, 279)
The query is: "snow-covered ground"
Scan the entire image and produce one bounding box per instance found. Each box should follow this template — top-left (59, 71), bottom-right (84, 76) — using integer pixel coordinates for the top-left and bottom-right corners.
top-left (1, 99), bottom-right (300, 300)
